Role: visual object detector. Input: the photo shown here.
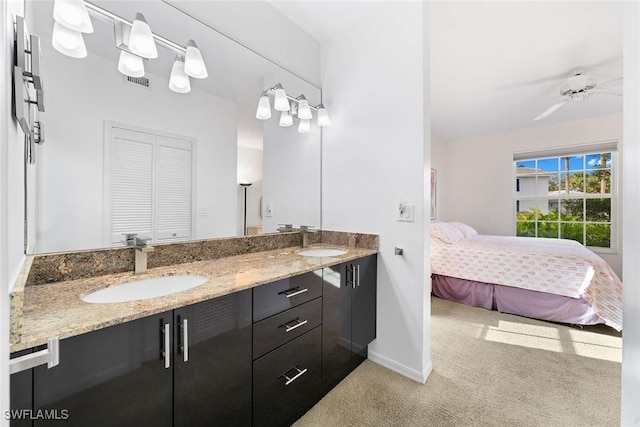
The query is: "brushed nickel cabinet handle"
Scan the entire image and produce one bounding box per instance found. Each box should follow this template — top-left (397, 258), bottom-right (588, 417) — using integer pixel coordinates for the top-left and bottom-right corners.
top-left (280, 287), bottom-right (308, 298)
top-left (181, 318), bottom-right (189, 363)
top-left (282, 318), bottom-right (308, 332)
top-left (282, 366), bottom-right (308, 386)
top-left (163, 322), bottom-right (171, 369)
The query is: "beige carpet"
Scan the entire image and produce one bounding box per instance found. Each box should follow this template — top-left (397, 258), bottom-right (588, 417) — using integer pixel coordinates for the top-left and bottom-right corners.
top-left (295, 296), bottom-right (622, 427)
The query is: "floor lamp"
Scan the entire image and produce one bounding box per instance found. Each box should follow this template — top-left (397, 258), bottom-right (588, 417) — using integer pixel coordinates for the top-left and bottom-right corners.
top-left (240, 183), bottom-right (252, 236)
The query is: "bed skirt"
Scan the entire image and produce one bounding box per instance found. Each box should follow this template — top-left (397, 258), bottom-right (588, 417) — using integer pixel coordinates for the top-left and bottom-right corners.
top-left (431, 274), bottom-right (606, 327)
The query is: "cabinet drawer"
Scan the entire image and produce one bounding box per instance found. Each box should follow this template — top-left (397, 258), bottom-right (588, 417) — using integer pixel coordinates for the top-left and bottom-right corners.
top-left (253, 272), bottom-right (322, 322)
top-left (253, 327), bottom-right (321, 427)
top-left (253, 297), bottom-right (322, 359)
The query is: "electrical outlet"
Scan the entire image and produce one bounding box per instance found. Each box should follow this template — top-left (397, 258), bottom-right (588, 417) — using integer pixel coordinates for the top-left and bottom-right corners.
top-left (397, 203), bottom-right (414, 222)
top-left (264, 204), bottom-right (273, 217)
top-left (198, 207), bottom-right (209, 217)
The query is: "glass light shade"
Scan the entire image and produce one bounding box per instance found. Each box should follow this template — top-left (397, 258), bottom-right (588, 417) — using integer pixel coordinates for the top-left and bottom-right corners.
top-left (279, 111), bottom-right (293, 127)
top-left (128, 13), bottom-right (158, 59)
top-left (317, 105), bottom-right (331, 126)
top-left (256, 95), bottom-right (271, 120)
top-left (52, 22), bottom-right (87, 58)
top-left (118, 50), bottom-right (145, 77)
top-left (274, 88), bottom-right (290, 111)
top-left (169, 56), bottom-right (191, 93)
top-left (297, 97), bottom-right (312, 120)
top-left (298, 119), bottom-right (311, 133)
top-left (184, 40), bottom-right (208, 79)
top-left (53, 0), bottom-right (93, 33)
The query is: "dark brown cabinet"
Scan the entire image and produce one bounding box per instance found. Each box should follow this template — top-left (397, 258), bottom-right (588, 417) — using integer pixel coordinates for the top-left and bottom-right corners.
top-left (322, 255), bottom-right (377, 390)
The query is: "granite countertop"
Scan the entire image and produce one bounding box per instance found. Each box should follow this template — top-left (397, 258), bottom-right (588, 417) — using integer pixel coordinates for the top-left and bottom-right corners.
top-left (11, 244), bottom-right (377, 352)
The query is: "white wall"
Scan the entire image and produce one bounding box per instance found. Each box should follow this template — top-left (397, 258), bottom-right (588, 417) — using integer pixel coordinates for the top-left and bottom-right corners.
top-left (36, 41), bottom-right (238, 253)
top-left (237, 146), bottom-right (263, 235)
top-left (621, 1), bottom-right (640, 424)
top-left (2, 1), bottom-right (26, 422)
top-left (321, 2), bottom-right (431, 382)
top-left (442, 113), bottom-right (623, 278)
top-left (431, 131), bottom-right (446, 221)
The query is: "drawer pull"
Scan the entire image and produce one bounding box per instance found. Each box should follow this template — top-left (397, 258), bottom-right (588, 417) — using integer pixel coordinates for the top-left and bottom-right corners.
top-left (280, 287), bottom-right (308, 298)
top-left (282, 366), bottom-right (308, 386)
top-left (282, 318), bottom-right (308, 332)
top-left (162, 322), bottom-right (171, 369)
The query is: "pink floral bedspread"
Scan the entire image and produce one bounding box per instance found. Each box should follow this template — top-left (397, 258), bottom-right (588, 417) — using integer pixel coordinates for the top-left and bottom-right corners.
top-left (431, 235), bottom-right (623, 331)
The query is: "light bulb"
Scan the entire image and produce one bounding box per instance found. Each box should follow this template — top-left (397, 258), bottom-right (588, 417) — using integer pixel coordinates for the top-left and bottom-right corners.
top-left (184, 40), bottom-right (208, 79)
top-left (52, 22), bottom-right (87, 58)
top-left (53, 0), bottom-right (93, 33)
top-left (298, 119), bottom-right (311, 133)
top-left (256, 94), bottom-right (271, 120)
top-left (274, 87), bottom-right (290, 111)
top-left (297, 96), bottom-right (312, 120)
top-left (279, 111), bottom-right (293, 127)
top-left (128, 13), bottom-right (158, 59)
top-left (317, 104), bottom-right (331, 127)
top-left (118, 50), bottom-right (144, 77)
top-left (169, 56), bottom-right (191, 93)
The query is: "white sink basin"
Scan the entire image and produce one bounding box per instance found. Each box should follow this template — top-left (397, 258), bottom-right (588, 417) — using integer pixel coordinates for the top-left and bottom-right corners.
top-left (82, 275), bottom-right (208, 304)
top-left (298, 248), bottom-right (347, 257)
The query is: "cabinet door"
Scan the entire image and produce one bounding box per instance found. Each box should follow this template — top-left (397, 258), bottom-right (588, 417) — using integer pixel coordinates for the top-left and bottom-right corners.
top-left (173, 290), bottom-right (252, 427)
top-left (9, 350), bottom-right (33, 427)
top-left (352, 255), bottom-right (377, 358)
top-left (33, 313), bottom-right (173, 427)
top-left (321, 263), bottom-right (352, 389)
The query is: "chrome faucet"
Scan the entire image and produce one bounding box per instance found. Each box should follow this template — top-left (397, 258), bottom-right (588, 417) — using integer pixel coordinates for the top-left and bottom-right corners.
top-left (122, 233), bottom-right (154, 275)
top-left (299, 226), bottom-right (317, 248)
top-left (277, 224), bottom-right (293, 232)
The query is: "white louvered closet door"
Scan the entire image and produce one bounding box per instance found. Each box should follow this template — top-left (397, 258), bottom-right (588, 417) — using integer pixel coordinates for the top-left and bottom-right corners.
top-left (108, 127), bottom-right (192, 246)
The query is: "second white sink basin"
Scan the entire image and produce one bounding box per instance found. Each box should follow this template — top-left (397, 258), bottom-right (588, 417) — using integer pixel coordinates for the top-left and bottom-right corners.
top-left (298, 248), bottom-right (347, 257)
top-left (82, 275), bottom-right (209, 304)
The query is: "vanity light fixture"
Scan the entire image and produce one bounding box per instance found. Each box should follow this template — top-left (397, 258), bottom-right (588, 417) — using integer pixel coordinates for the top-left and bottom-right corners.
top-left (184, 40), bottom-right (208, 79)
top-left (298, 119), bottom-right (311, 133)
top-left (256, 91), bottom-right (272, 120)
top-left (255, 84), bottom-right (330, 133)
top-left (53, 0), bottom-right (93, 33)
top-left (118, 50), bottom-right (145, 78)
top-left (169, 55), bottom-right (191, 93)
top-left (51, 21), bottom-right (87, 58)
top-left (50, 2), bottom-right (209, 93)
top-left (279, 110), bottom-right (293, 127)
top-left (128, 13), bottom-right (158, 59)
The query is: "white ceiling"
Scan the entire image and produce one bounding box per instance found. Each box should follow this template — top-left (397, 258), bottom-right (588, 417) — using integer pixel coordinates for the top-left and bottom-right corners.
top-left (268, 1), bottom-right (624, 141)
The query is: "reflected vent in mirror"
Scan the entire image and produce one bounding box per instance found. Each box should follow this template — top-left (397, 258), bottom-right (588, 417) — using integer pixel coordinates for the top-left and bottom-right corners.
top-left (123, 75), bottom-right (151, 89)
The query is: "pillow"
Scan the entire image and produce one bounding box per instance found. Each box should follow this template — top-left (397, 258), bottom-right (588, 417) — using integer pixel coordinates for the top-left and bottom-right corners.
top-left (448, 222), bottom-right (478, 238)
top-left (431, 222), bottom-right (465, 244)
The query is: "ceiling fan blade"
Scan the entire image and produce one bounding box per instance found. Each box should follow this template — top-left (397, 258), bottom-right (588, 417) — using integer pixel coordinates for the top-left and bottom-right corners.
top-left (533, 100), bottom-right (568, 121)
top-left (589, 90), bottom-right (623, 96)
top-left (595, 77), bottom-right (623, 90)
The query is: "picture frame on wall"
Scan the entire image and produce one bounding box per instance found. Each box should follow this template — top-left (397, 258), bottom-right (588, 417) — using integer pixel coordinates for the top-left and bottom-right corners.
top-left (430, 168), bottom-right (437, 220)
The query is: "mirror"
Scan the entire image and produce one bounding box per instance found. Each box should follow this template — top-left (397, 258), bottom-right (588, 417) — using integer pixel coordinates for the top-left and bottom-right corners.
top-left (24, 0), bottom-right (322, 254)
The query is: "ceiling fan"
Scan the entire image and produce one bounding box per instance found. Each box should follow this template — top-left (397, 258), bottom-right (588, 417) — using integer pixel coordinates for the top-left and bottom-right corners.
top-left (533, 68), bottom-right (622, 121)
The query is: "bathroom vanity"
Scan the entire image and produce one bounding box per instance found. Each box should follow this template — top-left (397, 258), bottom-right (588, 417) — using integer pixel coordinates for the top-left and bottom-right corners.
top-left (9, 233), bottom-right (377, 427)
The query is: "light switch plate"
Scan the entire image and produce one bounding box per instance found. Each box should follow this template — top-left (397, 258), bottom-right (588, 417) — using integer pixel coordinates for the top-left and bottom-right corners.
top-left (265, 204), bottom-right (273, 217)
top-left (397, 203), bottom-right (414, 222)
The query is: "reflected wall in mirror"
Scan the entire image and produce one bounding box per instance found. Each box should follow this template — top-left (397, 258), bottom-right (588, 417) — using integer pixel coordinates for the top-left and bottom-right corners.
top-left (25, 0), bottom-right (321, 254)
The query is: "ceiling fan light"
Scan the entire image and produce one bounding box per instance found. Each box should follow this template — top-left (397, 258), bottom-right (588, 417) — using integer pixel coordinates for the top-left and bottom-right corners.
top-left (52, 21), bottom-right (87, 58)
top-left (184, 39), bottom-right (208, 79)
top-left (129, 13), bottom-right (158, 59)
top-left (53, 0), bottom-right (93, 33)
top-left (567, 74), bottom-right (588, 92)
top-left (169, 55), bottom-right (191, 93)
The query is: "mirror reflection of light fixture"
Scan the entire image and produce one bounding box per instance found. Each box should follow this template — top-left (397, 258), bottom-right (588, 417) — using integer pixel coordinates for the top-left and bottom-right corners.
top-left (279, 110), bottom-right (293, 127)
top-left (118, 50), bottom-right (145, 77)
top-left (184, 39), bottom-right (208, 79)
top-left (256, 92), bottom-right (271, 120)
top-left (52, 21), bottom-right (87, 58)
top-left (273, 84), bottom-right (290, 111)
top-left (298, 119), bottom-right (311, 133)
top-left (128, 13), bottom-right (158, 59)
top-left (53, 0), bottom-right (93, 33)
top-left (296, 95), bottom-right (312, 120)
top-left (169, 55), bottom-right (191, 93)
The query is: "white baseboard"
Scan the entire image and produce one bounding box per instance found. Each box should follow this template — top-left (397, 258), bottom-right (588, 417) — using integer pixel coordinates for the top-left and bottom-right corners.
top-left (368, 350), bottom-right (433, 384)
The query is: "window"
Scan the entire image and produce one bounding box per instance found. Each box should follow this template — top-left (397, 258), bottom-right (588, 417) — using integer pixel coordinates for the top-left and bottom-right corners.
top-left (514, 151), bottom-right (616, 251)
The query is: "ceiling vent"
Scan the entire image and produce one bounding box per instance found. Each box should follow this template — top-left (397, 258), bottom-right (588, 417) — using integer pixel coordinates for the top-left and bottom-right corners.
top-left (123, 75), bottom-right (150, 89)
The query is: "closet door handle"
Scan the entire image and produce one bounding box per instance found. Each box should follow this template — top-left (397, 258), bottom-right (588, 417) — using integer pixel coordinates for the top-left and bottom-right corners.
top-left (181, 318), bottom-right (189, 362)
top-left (162, 323), bottom-right (171, 369)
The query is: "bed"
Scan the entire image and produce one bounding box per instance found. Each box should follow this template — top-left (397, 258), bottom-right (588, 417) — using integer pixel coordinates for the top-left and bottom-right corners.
top-left (430, 221), bottom-right (623, 331)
